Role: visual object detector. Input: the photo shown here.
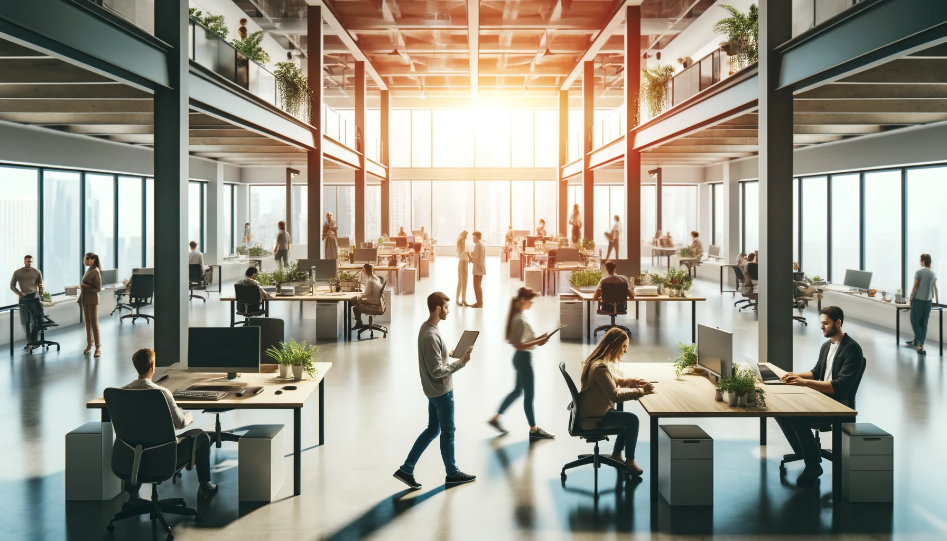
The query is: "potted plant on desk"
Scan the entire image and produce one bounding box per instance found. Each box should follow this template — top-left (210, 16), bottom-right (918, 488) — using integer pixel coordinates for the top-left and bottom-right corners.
top-left (569, 268), bottom-right (602, 293)
top-left (266, 338), bottom-right (320, 381)
top-left (673, 342), bottom-right (698, 379)
top-left (337, 270), bottom-right (361, 292)
top-left (663, 267), bottom-right (693, 297)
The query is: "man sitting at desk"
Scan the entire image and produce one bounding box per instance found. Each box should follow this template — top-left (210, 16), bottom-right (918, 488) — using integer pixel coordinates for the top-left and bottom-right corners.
top-left (188, 241), bottom-right (213, 285)
top-left (122, 348), bottom-right (218, 501)
top-left (236, 267), bottom-right (271, 308)
top-left (593, 260), bottom-right (631, 312)
top-left (352, 264), bottom-right (383, 325)
top-left (777, 306), bottom-right (864, 483)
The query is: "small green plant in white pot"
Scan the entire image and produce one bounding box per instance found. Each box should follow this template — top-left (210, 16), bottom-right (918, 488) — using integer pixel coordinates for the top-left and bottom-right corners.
top-left (266, 338), bottom-right (321, 381)
top-left (673, 342), bottom-right (698, 379)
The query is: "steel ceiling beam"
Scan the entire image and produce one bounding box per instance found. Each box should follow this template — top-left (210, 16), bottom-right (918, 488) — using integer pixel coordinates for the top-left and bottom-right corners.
top-left (560, 1), bottom-right (640, 90)
top-left (468, 0), bottom-right (479, 102)
top-left (311, 0), bottom-right (387, 90)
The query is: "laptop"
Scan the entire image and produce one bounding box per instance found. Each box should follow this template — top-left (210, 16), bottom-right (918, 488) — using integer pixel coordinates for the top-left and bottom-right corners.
top-left (758, 364), bottom-right (785, 385)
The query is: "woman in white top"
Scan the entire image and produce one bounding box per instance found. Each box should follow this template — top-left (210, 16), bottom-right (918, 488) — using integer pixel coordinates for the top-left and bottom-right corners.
top-left (570, 205), bottom-right (582, 245)
top-left (455, 231), bottom-right (470, 307)
top-left (689, 231), bottom-right (704, 259)
top-left (488, 288), bottom-right (555, 439)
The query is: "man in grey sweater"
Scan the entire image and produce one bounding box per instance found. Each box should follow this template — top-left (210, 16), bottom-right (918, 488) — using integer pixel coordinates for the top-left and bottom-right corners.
top-left (10, 255), bottom-right (44, 350)
top-left (394, 291), bottom-right (476, 489)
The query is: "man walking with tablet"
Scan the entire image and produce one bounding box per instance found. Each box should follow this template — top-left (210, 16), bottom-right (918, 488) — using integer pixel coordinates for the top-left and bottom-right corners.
top-left (394, 292), bottom-right (476, 489)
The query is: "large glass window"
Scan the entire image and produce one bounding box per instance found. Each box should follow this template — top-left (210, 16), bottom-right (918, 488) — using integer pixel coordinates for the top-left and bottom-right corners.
top-left (863, 170), bottom-right (902, 291)
top-left (85, 173), bottom-right (115, 268)
top-left (411, 181), bottom-right (431, 232)
top-left (743, 181), bottom-right (759, 253)
top-left (43, 170), bottom-right (81, 294)
top-left (188, 182), bottom-right (202, 250)
top-left (608, 185), bottom-right (626, 248)
top-left (288, 185), bottom-right (307, 246)
top-left (248, 185), bottom-right (284, 252)
top-left (336, 186), bottom-right (356, 242)
top-left (534, 110), bottom-right (558, 167)
top-left (511, 181), bottom-right (534, 232)
top-left (389, 181), bottom-right (411, 235)
top-left (475, 181), bottom-right (510, 245)
top-left (535, 181), bottom-right (558, 235)
top-left (642, 185), bottom-right (656, 243)
top-left (593, 185), bottom-right (610, 240)
top-left (0, 166), bottom-right (38, 307)
top-left (146, 178), bottom-right (154, 267)
top-left (224, 184), bottom-right (234, 254)
top-left (511, 110), bottom-right (534, 168)
top-left (390, 110), bottom-right (412, 168)
top-left (793, 178), bottom-right (799, 263)
top-left (411, 110), bottom-right (432, 167)
top-left (432, 110), bottom-right (474, 167)
top-left (118, 176), bottom-right (143, 279)
top-left (475, 108), bottom-right (511, 167)
top-left (432, 181), bottom-right (474, 241)
top-left (366, 185), bottom-right (381, 241)
top-left (907, 166), bottom-right (947, 289)
top-left (801, 176), bottom-right (828, 279)
top-left (712, 183), bottom-right (723, 246)
top-left (663, 185), bottom-right (698, 242)
top-left (830, 174), bottom-right (860, 282)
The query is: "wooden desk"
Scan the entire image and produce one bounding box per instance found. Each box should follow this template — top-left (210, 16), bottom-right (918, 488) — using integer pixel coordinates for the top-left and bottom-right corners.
top-left (539, 265), bottom-right (586, 296)
top-left (86, 362), bottom-right (332, 496)
top-left (623, 362), bottom-right (855, 503)
top-left (221, 291), bottom-right (361, 340)
top-left (719, 263), bottom-right (739, 293)
top-left (642, 243), bottom-right (676, 270)
top-left (570, 287), bottom-right (706, 342)
top-left (340, 262), bottom-right (407, 295)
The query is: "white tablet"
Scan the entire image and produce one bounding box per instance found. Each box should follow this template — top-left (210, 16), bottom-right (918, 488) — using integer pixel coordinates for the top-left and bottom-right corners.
top-left (450, 330), bottom-right (480, 359)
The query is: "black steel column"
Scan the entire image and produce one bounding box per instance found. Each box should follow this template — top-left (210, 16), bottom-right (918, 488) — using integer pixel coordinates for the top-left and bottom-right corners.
top-left (380, 90), bottom-right (390, 235)
top-left (758, 0), bottom-right (794, 371)
top-left (153, 0), bottom-right (189, 366)
top-left (558, 89), bottom-right (568, 238)
top-left (307, 5), bottom-right (324, 259)
top-left (625, 5), bottom-right (641, 275)
top-left (582, 61), bottom-right (594, 241)
top-left (354, 61), bottom-right (366, 245)
top-left (653, 167), bottom-right (663, 231)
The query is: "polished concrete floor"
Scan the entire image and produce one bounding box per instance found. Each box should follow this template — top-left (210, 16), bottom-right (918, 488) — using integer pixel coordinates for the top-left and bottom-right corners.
top-left (2, 256), bottom-right (945, 541)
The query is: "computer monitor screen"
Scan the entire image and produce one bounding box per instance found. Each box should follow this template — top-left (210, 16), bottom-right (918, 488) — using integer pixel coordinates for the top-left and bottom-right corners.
top-left (556, 248), bottom-right (581, 263)
top-left (526, 236), bottom-right (540, 248)
top-left (188, 327), bottom-right (261, 378)
top-left (313, 260), bottom-right (338, 282)
top-left (697, 325), bottom-right (732, 378)
top-left (511, 229), bottom-right (530, 239)
top-left (843, 269), bottom-right (872, 290)
top-left (100, 269), bottom-right (118, 284)
top-left (406, 235), bottom-right (416, 244)
top-left (132, 267), bottom-right (154, 275)
top-left (337, 238), bottom-right (351, 249)
top-left (353, 248), bottom-right (377, 263)
top-left (614, 259), bottom-right (635, 279)
top-left (709, 245), bottom-right (721, 257)
top-left (394, 236), bottom-right (408, 249)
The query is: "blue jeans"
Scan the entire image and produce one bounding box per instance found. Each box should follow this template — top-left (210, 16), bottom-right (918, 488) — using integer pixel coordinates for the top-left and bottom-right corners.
top-left (497, 351), bottom-right (536, 426)
top-left (400, 391), bottom-right (458, 476)
top-left (598, 409), bottom-right (639, 458)
top-left (911, 299), bottom-right (932, 346)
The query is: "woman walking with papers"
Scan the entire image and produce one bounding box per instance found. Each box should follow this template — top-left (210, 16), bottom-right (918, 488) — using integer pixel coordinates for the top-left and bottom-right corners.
top-left (488, 287), bottom-right (555, 439)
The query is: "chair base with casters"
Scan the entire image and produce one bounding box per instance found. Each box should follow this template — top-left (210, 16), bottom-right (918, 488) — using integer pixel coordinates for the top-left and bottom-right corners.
top-left (204, 409), bottom-right (241, 448)
top-left (107, 482), bottom-right (200, 540)
top-left (121, 306), bottom-right (154, 324)
top-left (793, 315), bottom-right (808, 326)
top-left (188, 291), bottom-right (206, 303)
top-left (27, 328), bottom-right (60, 353)
top-left (593, 314), bottom-right (631, 339)
top-left (561, 436), bottom-right (630, 486)
top-left (352, 314), bottom-right (387, 339)
top-left (232, 310), bottom-right (265, 327)
top-left (110, 293), bottom-right (132, 317)
top-left (779, 424), bottom-right (837, 476)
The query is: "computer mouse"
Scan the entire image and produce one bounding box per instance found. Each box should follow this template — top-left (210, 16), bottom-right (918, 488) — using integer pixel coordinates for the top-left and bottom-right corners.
top-left (253, 387), bottom-right (264, 396)
top-left (236, 390), bottom-right (246, 397)
top-left (275, 390), bottom-right (283, 395)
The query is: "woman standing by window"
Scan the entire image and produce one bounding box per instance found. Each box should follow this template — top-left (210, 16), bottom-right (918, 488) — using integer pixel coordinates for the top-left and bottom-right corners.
top-left (274, 220), bottom-right (291, 267)
top-left (569, 204), bottom-right (582, 245)
top-left (79, 252), bottom-right (103, 357)
top-left (456, 231), bottom-right (470, 307)
top-left (323, 212), bottom-right (339, 260)
top-left (242, 222), bottom-right (253, 248)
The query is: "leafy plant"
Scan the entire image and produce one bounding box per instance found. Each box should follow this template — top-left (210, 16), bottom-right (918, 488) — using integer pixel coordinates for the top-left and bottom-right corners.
top-left (730, 366), bottom-right (757, 394)
top-left (640, 64), bottom-right (676, 120)
top-left (569, 268), bottom-right (602, 288)
top-left (648, 272), bottom-right (666, 287)
top-left (248, 244), bottom-right (268, 257)
top-left (338, 270), bottom-right (360, 283)
top-left (231, 30), bottom-right (270, 65)
top-left (236, 244), bottom-right (249, 255)
top-left (377, 234), bottom-right (390, 246)
top-left (678, 245), bottom-right (694, 258)
top-left (274, 61), bottom-right (311, 122)
top-left (189, 8), bottom-right (229, 39)
top-left (256, 270), bottom-right (273, 286)
top-left (41, 292), bottom-right (52, 302)
top-left (812, 275), bottom-right (822, 282)
top-left (716, 375), bottom-right (732, 391)
top-left (754, 387), bottom-right (767, 407)
top-left (712, 4), bottom-right (759, 71)
top-left (581, 238), bottom-right (596, 252)
top-left (673, 342), bottom-right (698, 378)
top-left (265, 338), bottom-right (320, 379)
top-left (664, 267), bottom-right (694, 291)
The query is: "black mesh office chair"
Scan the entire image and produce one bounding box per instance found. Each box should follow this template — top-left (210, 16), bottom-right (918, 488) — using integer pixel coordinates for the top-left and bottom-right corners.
top-left (22, 296), bottom-right (59, 353)
top-left (594, 281), bottom-right (631, 339)
top-left (779, 356), bottom-right (867, 475)
top-left (104, 388), bottom-right (203, 540)
top-left (738, 263), bottom-right (758, 312)
top-left (111, 282), bottom-right (133, 317)
top-left (232, 283), bottom-right (266, 326)
top-left (351, 277), bottom-right (388, 339)
top-left (188, 264), bottom-right (207, 303)
top-left (559, 363), bottom-right (631, 494)
top-left (121, 274), bottom-right (155, 324)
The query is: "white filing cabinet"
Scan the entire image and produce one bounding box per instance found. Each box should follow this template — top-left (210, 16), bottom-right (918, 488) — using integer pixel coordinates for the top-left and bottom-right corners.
top-left (316, 301), bottom-right (342, 339)
top-left (559, 298), bottom-right (585, 340)
top-left (509, 259), bottom-right (521, 278)
top-left (419, 258), bottom-right (430, 277)
top-left (239, 424), bottom-right (285, 502)
top-left (842, 423), bottom-right (893, 502)
top-left (401, 268), bottom-right (417, 293)
top-left (524, 268), bottom-right (543, 292)
top-left (66, 422), bottom-right (121, 500)
top-left (658, 425), bottom-right (713, 506)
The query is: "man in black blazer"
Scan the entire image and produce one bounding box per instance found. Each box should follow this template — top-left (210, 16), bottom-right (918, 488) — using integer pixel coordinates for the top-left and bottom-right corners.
top-left (776, 306), bottom-right (866, 483)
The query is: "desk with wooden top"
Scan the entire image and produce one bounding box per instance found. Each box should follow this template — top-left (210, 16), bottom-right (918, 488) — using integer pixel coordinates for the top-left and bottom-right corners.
top-left (642, 243), bottom-right (676, 270)
top-left (221, 291), bottom-right (361, 340)
top-left (86, 362), bottom-right (332, 496)
top-left (570, 287), bottom-right (706, 342)
top-left (624, 362), bottom-right (855, 503)
top-left (378, 250), bottom-right (422, 281)
top-left (539, 264), bottom-right (586, 296)
top-left (340, 262), bottom-right (407, 295)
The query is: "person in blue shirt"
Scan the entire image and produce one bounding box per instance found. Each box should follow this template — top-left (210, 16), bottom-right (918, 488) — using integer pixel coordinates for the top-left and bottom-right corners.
top-left (906, 253), bottom-right (939, 355)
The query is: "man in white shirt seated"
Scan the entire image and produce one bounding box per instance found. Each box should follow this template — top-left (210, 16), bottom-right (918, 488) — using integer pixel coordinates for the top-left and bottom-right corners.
top-left (352, 264), bottom-right (383, 325)
top-left (187, 241), bottom-right (213, 285)
top-left (121, 348), bottom-right (218, 501)
top-left (593, 260), bottom-right (631, 312)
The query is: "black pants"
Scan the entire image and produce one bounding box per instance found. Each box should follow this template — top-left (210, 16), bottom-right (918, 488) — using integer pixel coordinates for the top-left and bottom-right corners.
top-left (598, 409), bottom-right (639, 458)
top-left (125, 432), bottom-right (211, 495)
top-left (776, 417), bottom-right (824, 466)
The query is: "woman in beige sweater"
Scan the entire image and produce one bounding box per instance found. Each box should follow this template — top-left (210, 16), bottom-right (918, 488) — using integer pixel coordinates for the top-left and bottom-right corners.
top-left (577, 328), bottom-right (653, 474)
top-left (79, 252), bottom-right (103, 357)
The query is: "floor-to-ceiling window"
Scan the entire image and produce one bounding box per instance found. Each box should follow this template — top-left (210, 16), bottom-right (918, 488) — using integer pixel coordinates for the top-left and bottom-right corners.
top-left (118, 176), bottom-right (144, 279)
top-left (432, 110), bottom-right (474, 167)
top-left (389, 181), bottom-right (411, 234)
top-left (224, 184), bottom-right (234, 254)
top-left (512, 181), bottom-right (535, 232)
top-left (337, 186), bottom-right (356, 241)
top-left (0, 166), bottom-right (38, 307)
top-left (366, 185), bottom-right (381, 241)
top-left (907, 166), bottom-right (947, 287)
top-left (188, 181), bottom-right (203, 249)
top-left (863, 170), bottom-right (902, 291)
top-left (535, 181), bottom-right (558, 234)
top-left (662, 185), bottom-right (698, 241)
top-left (712, 183), bottom-right (723, 246)
top-left (43, 170), bottom-right (81, 295)
top-left (475, 109), bottom-right (511, 167)
top-left (145, 178), bottom-right (154, 267)
top-left (641, 185), bottom-right (657, 242)
top-left (830, 174), bottom-right (860, 282)
top-left (793, 178), bottom-right (799, 263)
top-left (411, 181), bottom-right (431, 233)
top-left (475, 181), bottom-right (510, 245)
top-left (801, 176), bottom-right (828, 279)
top-left (432, 181), bottom-right (474, 242)
top-left (411, 110), bottom-right (432, 167)
top-left (85, 173), bottom-right (115, 269)
top-left (742, 181), bottom-right (759, 253)
top-left (248, 185), bottom-right (284, 251)
top-left (390, 111), bottom-right (411, 168)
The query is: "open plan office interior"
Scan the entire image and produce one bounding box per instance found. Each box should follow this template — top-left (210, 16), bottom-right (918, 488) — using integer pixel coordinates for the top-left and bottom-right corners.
top-left (2, 0), bottom-right (947, 540)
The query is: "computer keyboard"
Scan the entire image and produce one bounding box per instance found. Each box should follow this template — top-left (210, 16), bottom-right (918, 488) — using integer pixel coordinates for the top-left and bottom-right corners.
top-left (172, 390), bottom-right (229, 401)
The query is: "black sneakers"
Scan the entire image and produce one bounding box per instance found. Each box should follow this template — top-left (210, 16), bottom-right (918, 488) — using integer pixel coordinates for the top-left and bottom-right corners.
top-left (197, 482), bottom-right (218, 500)
top-left (487, 418), bottom-right (509, 435)
top-left (797, 464), bottom-right (823, 484)
top-left (393, 470), bottom-right (422, 490)
top-left (445, 471), bottom-right (477, 486)
top-left (529, 427), bottom-right (556, 440)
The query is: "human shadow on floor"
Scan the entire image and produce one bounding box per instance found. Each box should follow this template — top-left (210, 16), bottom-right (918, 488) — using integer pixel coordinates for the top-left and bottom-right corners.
top-left (321, 486), bottom-right (446, 541)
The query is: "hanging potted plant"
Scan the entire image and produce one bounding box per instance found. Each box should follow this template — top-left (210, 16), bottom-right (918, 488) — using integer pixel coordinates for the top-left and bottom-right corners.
top-left (274, 61), bottom-right (313, 123)
top-left (673, 342), bottom-right (698, 379)
top-left (231, 30), bottom-right (270, 65)
top-left (712, 4), bottom-right (759, 72)
top-left (189, 8), bottom-right (229, 40)
top-left (640, 64), bottom-right (676, 120)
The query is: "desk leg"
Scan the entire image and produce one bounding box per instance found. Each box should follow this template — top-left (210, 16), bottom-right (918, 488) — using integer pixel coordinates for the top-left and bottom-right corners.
top-left (101, 409), bottom-right (111, 423)
top-left (720, 266), bottom-right (724, 294)
top-left (760, 417), bottom-right (767, 446)
top-left (896, 308), bottom-right (900, 345)
top-left (294, 407), bottom-right (301, 496)
top-left (265, 300), bottom-right (270, 317)
top-left (636, 301), bottom-right (639, 320)
top-left (940, 309), bottom-right (943, 356)
top-left (832, 418), bottom-right (842, 501)
top-left (217, 266), bottom-right (222, 294)
top-left (230, 301), bottom-right (235, 327)
top-left (692, 301), bottom-right (697, 343)
top-left (9, 310), bottom-right (13, 356)
top-left (319, 379), bottom-right (325, 446)
top-left (650, 416), bottom-right (659, 502)
top-left (586, 301), bottom-right (591, 343)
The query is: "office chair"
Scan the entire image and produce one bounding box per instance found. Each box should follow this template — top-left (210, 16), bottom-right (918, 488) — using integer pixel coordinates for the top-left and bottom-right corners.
top-left (351, 277), bottom-right (388, 339)
top-left (22, 296), bottom-right (60, 353)
top-left (594, 281), bottom-right (631, 339)
top-left (104, 388), bottom-right (203, 540)
top-left (738, 264), bottom-right (759, 312)
top-left (779, 356), bottom-right (866, 475)
top-left (188, 264), bottom-right (207, 303)
top-left (558, 363), bottom-right (632, 494)
top-left (111, 284), bottom-right (133, 317)
top-left (121, 274), bottom-right (155, 324)
top-left (233, 283), bottom-right (266, 326)
top-left (792, 278), bottom-right (814, 326)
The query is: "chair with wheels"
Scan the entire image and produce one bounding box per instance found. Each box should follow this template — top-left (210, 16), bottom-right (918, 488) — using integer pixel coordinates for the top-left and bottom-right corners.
top-left (121, 274), bottom-right (155, 324)
top-left (558, 362), bottom-right (630, 495)
top-left (351, 278), bottom-right (388, 339)
top-left (188, 264), bottom-right (207, 303)
top-left (232, 283), bottom-right (266, 326)
top-left (779, 356), bottom-right (867, 475)
top-left (103, 388), bottom-right (204, 540)
top-left (593, 281), bottom-right (631, 339)
top-left (111, 286), bottom-right (133, 317)
top-left (22, 296), bottom-right (60, 353)
top-left (737, 264), bottom-right (758, 312)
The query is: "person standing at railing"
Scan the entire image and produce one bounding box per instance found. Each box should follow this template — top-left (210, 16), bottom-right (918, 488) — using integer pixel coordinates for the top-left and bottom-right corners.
top-left (10, 254), bottom-right (44, 351)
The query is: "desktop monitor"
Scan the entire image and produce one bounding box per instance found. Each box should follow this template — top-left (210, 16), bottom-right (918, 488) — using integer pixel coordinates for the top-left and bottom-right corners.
top-left (708, 245), bottom-right (721, 258)
top-left (614, 259), bottom-right (636, 279)
top-left (188, 326), bottom-right (260, 379)
top-left (100, 268), bottom-right (118, 285)
top-left (511, 229), bottom-right (530, 239)
top-left (526, 236), bottom-right (540, 248)
top-left (843, 269), bottom-right (872, 290)
top-left (406, 235), bottom-right (416, 244)
top-left (697, 325), bottom-right (733, 378)
top-left (132, 267), bottom-right (154, 275)
top-left (556, 248), bottom-right (581, 263)
top-left (353, 248), bottom-right (378, 263)
top-left (394, 236), bottom-right (408, 249)
top-left (311, 259), bottom-right (338, 285)
top-left (337, 238), bottom-right (351, 249)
